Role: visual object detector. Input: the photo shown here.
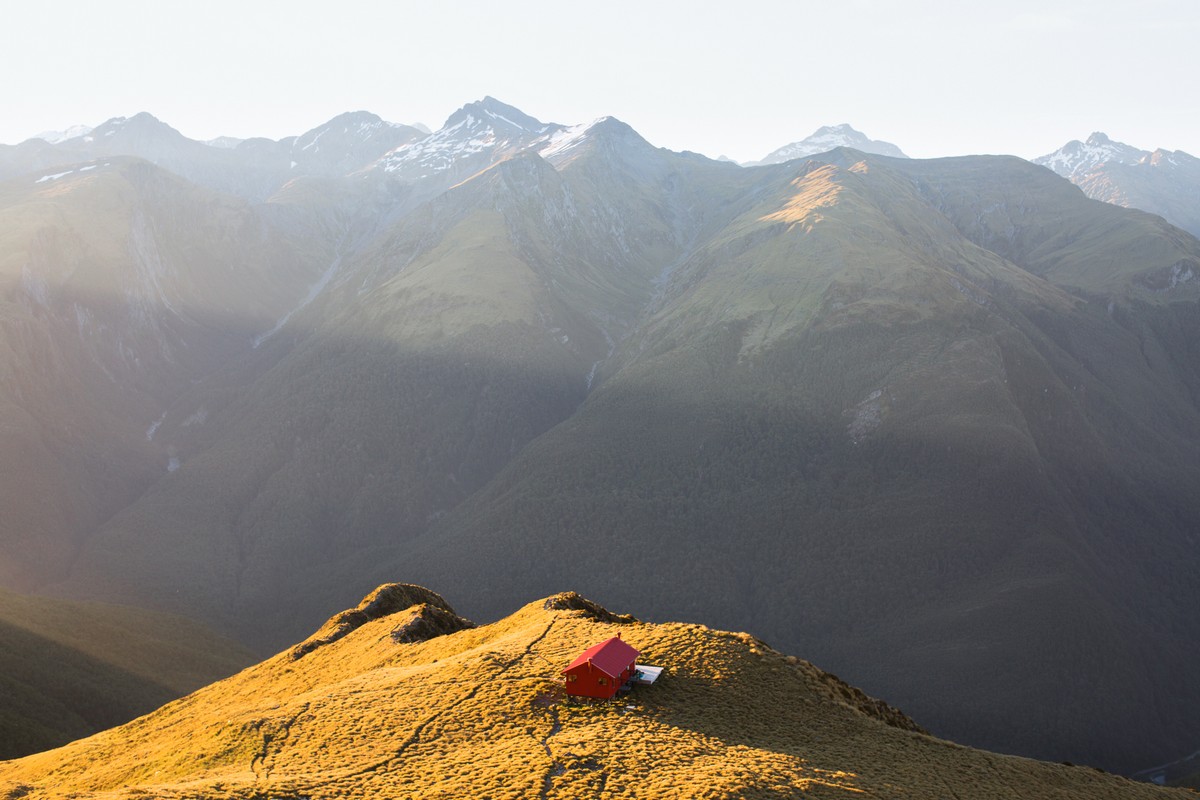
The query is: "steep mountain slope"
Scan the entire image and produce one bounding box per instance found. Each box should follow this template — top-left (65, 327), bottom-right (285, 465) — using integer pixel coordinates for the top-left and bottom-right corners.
top-left (1036, 133), bottom-right (1200, 237)
top-left (0, 159), bottom-right (321, 590)
top-left (375, 151), bottom-right (1200, 773)
top-left (749, 123), bottom-right (907, 165)
top-left (0, 585), bottom-right (1183, 800)
top-left (0, 587), bottom-right (251, 760)
top-left (53, 120), bottom-right (763, 648)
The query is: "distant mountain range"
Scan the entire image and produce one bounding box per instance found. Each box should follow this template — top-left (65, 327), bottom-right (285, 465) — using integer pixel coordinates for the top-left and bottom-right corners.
top-left (1, 99), bottom-right (1199, 777)
top-left (1036, 132), bottom-right (1200, 237)
top-left (0, 585), bottom-right (1188, 799)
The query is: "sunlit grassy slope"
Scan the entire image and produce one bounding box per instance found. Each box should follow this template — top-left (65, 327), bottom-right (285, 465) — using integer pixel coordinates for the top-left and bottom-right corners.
top-left (0, 588), bottom-right (253, 760)
top-left (0, 585), bottom-right (1184, 800)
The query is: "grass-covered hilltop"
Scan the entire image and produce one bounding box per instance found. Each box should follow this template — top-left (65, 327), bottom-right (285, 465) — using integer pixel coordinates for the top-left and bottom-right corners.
top-left (0, 584), bottom-right (1189, 799)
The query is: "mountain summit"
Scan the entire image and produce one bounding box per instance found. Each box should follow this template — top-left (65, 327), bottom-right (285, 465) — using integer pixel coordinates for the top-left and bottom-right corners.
top-left (750, 123), bottom-right (907, 165)
top-left (0, 586), bottom-right (1184, 799)
top-left (1036, 132), bottom-right (1200, 236)
top-left (442, 95), bottom-right (548, 133)
top-left (1034, 131), bottom-right (1149, 180)
top-left (377, 96), bottom-right (557, 183)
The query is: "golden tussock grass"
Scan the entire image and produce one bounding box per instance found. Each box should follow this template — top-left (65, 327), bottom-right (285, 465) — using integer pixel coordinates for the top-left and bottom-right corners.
top-left (0, 586), bottom-right (1189, 799)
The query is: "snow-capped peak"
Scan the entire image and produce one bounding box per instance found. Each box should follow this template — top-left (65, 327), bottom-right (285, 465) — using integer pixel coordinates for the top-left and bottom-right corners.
top-left (750, 124), bottom-right (907, 166)
top-left (378, 98), bottom-right (553, 180)
top-left (1033, 132), bottom-right (1148, 179)
top-left (534, 116), bottom-right (652, 167)
top-left (442, 97), bottom-right (547, 135)
top-left (30, 124), bottom-right (94, 144)
top-left (294, 111), bottom-right (390, 153)
top-left (85, 112), bottom-right (181, 144)
top-left (284, 111), bottom-right (427, 175)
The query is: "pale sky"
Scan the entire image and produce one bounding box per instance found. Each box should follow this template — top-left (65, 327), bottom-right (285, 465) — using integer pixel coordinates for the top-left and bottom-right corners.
top-left (3, 0), bottom-right (1197, 162)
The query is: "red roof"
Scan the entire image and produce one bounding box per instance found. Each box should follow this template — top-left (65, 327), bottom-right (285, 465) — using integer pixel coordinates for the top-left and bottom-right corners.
top-left (563, 636), bottom-right (640, 678)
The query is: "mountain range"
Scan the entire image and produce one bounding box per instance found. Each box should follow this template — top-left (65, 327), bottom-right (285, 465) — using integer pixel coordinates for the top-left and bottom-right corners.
top-left (1036, 131), bottom-right (1200, 237)
top-left (1, 98), bottom-right (1199, 778)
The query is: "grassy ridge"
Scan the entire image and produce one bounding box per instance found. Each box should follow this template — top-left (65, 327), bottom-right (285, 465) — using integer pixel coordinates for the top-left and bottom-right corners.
top-left (0, 586), bottom-right (1185, 799)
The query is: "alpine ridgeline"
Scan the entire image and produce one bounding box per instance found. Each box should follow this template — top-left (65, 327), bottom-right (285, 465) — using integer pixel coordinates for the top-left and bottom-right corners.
top-left (1, 100), bottom-right (1199, 776)
top-left (1036, 131), bottom-right (1200, 237)
top-left (0, 586), bottom-right (1188, 799)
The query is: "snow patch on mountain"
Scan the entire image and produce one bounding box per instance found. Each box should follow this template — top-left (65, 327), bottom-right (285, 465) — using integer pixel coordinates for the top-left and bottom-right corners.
top-left (539, 118), bottom-right (608, 162)
top-left (1033, 132), bottom-right (1148, 179)
top-left (147, 411), bottom-right (167, 441)
top-left (31, 124), bottom-right (94, 144)
top-left (379, 98), bottom-right (555, 180)
top-left (95, 117), bottom-right (130, 135)
top-left (35, 161), bottom-right (110, 183)
top-left (35, 170), bottom-right (75, 183)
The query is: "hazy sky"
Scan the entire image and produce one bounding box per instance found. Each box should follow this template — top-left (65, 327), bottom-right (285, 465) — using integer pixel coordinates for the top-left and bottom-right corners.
top-left (4, 0), bottom-right (1197, 162)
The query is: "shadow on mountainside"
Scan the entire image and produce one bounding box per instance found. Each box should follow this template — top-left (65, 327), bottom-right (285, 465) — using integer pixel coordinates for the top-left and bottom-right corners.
top-left (0, 620), bottom-right (187, 760)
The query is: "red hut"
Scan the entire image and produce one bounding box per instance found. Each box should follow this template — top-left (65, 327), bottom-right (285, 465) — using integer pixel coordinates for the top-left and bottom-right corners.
top-left (562, 635), bottom-right (640, 699)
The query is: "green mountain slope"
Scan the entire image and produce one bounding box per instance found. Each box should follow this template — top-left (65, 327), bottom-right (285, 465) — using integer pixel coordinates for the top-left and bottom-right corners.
top-left (890, 153), bottom-right (1200, 298)
top-left (51, 124), bottom-right (765, 648)
top-left (372, 152), bottom-right (1200, 773)
top-left (0, 587), bottom-right (252, 759)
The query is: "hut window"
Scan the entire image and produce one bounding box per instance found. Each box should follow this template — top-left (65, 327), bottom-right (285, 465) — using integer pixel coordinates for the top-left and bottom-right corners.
top-left (598, 677), bottom-right (607, 685)
top-left (566, 674), bottom-right (578, 683)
